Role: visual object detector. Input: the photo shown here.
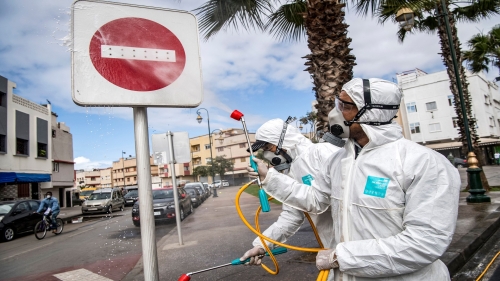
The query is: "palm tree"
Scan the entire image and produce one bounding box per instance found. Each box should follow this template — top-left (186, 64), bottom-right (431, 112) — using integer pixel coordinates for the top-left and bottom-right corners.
top-left (463, 24), bottom-right (500, 81)
top-left (194, 0), bottom-right (356, 131)
top-left (378, 0), bottom-right (500, 189)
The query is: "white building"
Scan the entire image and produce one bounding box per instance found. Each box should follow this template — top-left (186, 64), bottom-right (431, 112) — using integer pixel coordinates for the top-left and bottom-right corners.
top-left (397, 69), bottom-right (500, 163)
top-left (0, 75), bottom-right (53, 200)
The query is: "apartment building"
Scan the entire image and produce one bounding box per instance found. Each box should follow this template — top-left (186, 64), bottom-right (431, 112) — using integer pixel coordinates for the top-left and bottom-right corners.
top-left (48, 112), bottom-right (75, 207)
top-left (112, 156), bottom-right (158, 188)
top-left (213, 129), bottom-right (256, 186)
top-left (190, 134), bottom-right (216, 182)
top-left (0, 75), bottom-right (53, 201)
top-left (397, 69), bottom-right (500, 163)
top-left (100, 167), bottom-right (113, 188)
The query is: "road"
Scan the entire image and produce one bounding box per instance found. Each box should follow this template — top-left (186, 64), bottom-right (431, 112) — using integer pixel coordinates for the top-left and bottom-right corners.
top-left (0, 207), bottom-right (176, 281)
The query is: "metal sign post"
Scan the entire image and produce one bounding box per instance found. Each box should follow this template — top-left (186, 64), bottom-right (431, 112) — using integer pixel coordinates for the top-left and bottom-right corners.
top-left (133, 107), bottom-right (159, 280)
top-left (167, 131), bottom-right (183, 245)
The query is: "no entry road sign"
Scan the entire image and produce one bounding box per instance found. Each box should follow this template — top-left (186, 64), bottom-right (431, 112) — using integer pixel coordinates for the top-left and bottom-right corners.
top-left (72, 0), bottom-right (203, 107)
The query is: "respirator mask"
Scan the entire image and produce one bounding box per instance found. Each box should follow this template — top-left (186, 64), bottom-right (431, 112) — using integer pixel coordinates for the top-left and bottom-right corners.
top-left (326, 79), bottom-right (399, 141)
top-left (266, 117), bottom-right (295, 173)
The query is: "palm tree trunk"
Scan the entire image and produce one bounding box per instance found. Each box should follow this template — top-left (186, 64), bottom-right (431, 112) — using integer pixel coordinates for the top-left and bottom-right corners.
top-left (436, 1), bottom-right (490, 190)
top-left (303, 0), bottom-right (356, 132)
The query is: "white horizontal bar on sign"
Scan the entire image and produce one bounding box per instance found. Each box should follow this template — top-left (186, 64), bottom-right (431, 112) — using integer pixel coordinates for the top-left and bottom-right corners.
top-left (101, 45), bottom-right (176, 62)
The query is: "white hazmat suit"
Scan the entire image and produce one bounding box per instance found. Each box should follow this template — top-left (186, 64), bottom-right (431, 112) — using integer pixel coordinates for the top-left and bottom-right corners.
top-left (249, 119), bottom-right (341, 255)
top-left (263, 79), bottom-right (461, 281)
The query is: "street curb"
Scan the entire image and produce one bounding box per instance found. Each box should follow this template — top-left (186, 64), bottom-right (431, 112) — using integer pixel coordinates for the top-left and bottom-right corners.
top-left (443, 206), bottom-right (500, 276)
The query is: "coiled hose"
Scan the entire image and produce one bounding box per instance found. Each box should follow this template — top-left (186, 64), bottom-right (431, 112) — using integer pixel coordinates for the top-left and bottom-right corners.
top-left (236, 181), bottom-right (330, 281)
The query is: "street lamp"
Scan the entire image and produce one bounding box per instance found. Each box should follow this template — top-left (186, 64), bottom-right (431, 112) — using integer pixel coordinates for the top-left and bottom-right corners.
top-left (196, 108), bottom-right (218, 198)
top-left (121, 150), bottom-right (126, 189)
top-left (395, 4), bottom-right (490, 203)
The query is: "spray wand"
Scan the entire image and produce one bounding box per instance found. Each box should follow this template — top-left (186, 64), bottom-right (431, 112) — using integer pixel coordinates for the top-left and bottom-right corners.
top-left (177, 247), bottom-right (288, 280)
top-left (230, 109), bottom-right (271, 212)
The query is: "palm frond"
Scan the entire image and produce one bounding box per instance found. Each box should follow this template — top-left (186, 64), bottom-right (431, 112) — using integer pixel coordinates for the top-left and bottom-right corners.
top-left (453, 0), bottom-right (500, 23)
top-left (193, 0), bottom-right (273, 40)
top-left (265, 0), bottom-right (306, 41)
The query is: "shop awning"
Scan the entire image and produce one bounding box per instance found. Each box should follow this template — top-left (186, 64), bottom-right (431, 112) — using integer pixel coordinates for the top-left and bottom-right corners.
top-left (424, 138), bottom-right (500, 151)
top-left (0, 172), bottom-right (51, 183)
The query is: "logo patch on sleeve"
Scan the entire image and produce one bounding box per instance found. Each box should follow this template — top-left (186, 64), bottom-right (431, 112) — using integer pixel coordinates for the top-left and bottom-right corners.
top-left (363, 176), bottom-right (390, 198)
top-left (302, 174), bottom-right (314, 186)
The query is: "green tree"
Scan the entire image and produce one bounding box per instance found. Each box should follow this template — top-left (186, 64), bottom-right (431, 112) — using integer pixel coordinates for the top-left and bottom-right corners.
top-left (379, 0), bottom-right (500, 189)
top-left (463, 24), bottom-right (500, 81)
top-left (209, 156), bottom-right (234, 180)
top-left (193, 166), bottom-right (210, 181)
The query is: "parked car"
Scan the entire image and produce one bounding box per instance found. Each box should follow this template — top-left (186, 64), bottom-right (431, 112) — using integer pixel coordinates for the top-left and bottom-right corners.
top-left (0, 199), bottom-right (42, 242)
top-left (454, 157), bottom-right (467, 168)
top-left (124, 190), bottom-right (139, 207)
top-left (131, 187), bottom-right (193, 227)
top-left (184, 186), bottom-right (202, 208)
top-left (202, 183), bottom-right (211, 196)
top-left (81, 188), bottom-right (125, 214)
top-left (212, 180), bottom-right (229, 188)
top-left (186, 183), bottom-right (208, 201)
top-left (79, 187), bottom-right (96, 201)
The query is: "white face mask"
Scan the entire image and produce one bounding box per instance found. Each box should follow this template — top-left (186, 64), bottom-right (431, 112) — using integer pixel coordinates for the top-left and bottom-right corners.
top-left (46, 195), bottom-right (51, 199)
top-left (263, 151), bottom-right (287, 166)
top-left (328, 106), bottom-right (350, 138)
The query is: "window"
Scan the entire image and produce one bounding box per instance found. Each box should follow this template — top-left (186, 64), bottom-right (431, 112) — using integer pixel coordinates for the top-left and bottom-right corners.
top-left (204, 144), bottom-right (211, 150)
top-left (239, 143), bottom-right (246, 148)
top-left (29, 201), bottom-right (39, 211)
top-left (134, 177), bottom-right (136, 181)
top-left (37, 118), bottom-right (48, 158)
top-left (429, 123), bottom-right (441, 132)
top-left (206, 158), bottom-right (212, 164)
top-left (15, 201), bottom-right (29, 212)
top-left (17, 183), bottom-right (30, 198)
top-left (490, 117), bottom-right (495, 127)
top-left (452, 117), bottom-right (459, 128)
top-left (409, 122), bottom-right (420, 134)
top-left (52, 129), bottom-right (56, 138)
top-left (406, 102), bottom-right (417, 113)
top-left (16, 111), bottom-right (29, 155)
top-left (230, 159), bottom-right (235, 163)
top-left (184, 166), bottom-right (189, 171)
top-left (425, 101), bottom-right (437, 111)
top-left (217, 147), bottom-right (224, 152)
top-left (448, 95), bottom-right (454, 106)
top-left (53, 162), bottom-right (59, 172)
top-left (16, 138), bottom-right (29, 155)
top-left (91, 177), bottom-right (96, 181)
top-left (240, 157), bottom-right (246, 162)
top-left (0, 134), bottom-right (5, 153)
top-left (191, 145), bottom-right (200, 152)
top-left (485, 95), bottom-right (491, 105)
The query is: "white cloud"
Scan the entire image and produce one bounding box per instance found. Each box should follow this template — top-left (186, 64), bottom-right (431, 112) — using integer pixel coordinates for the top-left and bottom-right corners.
top-left (74, 156), bottom-right (112, 170)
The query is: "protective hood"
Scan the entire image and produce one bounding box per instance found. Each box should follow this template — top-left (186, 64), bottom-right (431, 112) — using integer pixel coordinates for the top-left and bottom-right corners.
top-left (342, 78), bottom-right (403, 149)
top-left (255, 119), bottom-right (312, 159)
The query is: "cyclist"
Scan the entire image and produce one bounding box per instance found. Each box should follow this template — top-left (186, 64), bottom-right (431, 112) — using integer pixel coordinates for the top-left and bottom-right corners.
top-left (36, 192), bottom-right (60, 233)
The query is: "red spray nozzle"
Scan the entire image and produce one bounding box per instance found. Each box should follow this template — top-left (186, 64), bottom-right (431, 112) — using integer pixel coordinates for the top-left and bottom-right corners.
top-left (178, 273), bottom-right (191, 281)
top-left (230, 110), bottom-right (244, 121)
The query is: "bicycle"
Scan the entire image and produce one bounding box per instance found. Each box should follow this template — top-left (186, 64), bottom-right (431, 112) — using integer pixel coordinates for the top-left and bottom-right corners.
top-left (34, 212), bottom-right (63, 240)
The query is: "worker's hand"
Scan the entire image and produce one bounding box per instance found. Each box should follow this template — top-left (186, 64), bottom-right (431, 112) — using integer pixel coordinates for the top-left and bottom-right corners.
top-left (316, 249), bottom-right (339, 270)
top-left (246, 158), bottom-right (268, 181)
top-left (240, 246), bottom-right (266, 266)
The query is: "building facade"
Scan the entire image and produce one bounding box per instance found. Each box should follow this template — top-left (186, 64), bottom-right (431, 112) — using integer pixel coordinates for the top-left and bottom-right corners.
top-left (397, 69), bottom-right (500, 163)
top-left (112, 156), bottom-right (158, 188)
top-left (0, 75), bottom-right (53, 201)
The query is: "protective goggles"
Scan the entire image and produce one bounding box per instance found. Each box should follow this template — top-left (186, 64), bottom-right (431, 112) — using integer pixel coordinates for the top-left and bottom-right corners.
top-left (335, 95), bottom-right (357, 112)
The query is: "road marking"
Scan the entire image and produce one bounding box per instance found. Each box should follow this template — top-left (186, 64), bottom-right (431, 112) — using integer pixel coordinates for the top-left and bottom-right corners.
top-left (68, 227), bottom-right (95, 238)
top-left (163, 240), bottom-right (198, 250)
top-left (0, 242), bottom-right (54, 261)
top-left (54, 268), bottom-right (112, 281)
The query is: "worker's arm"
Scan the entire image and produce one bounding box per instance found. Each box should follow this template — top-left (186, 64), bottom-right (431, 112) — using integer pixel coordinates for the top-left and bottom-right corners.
top-left (335, 153), bottom-right (461, 277)
top-left (252, 204), bottom-right (305, 249)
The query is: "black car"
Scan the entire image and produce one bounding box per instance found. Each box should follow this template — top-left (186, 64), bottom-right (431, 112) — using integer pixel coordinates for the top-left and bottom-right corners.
top-left (184, 186), bottom-right (202, 208)
top-left (132, 188), bottom-right (193, 227)
top-left (0, 199), bottom-right (42, 242)
top-left (186, 183), bottom-right (208, 201)
top-left (124, 190), bottom-right (139, 206)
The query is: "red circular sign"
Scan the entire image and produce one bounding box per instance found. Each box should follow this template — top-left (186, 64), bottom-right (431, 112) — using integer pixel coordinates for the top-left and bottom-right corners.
top-left (89, 17), bottom-right (186, 92)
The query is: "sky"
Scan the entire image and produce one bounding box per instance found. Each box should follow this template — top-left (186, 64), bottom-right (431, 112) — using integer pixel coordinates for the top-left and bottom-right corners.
top-left (0, 0), bottom-right (498, 170)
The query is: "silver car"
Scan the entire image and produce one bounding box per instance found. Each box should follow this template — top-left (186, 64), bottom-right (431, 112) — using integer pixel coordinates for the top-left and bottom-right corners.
top-left (82, 188), bottom-right (125, 214)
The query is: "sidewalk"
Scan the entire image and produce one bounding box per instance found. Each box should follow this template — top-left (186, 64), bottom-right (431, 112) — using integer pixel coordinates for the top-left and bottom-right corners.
top-left (124, 166), bottom-right (500, 281)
